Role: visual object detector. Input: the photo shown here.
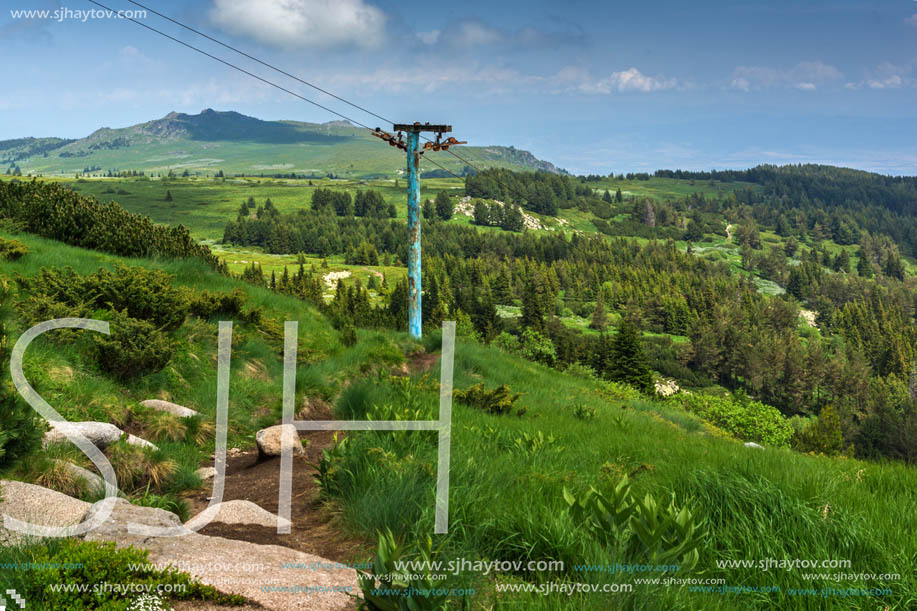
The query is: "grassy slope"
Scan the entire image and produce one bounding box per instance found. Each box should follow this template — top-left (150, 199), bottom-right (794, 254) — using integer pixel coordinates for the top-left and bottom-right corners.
top-left (6, 172), bottom-right (904, 350)
top-left (19, 175), bottom-right (461, 241)
top-left (9, 121), bottom-right (552, 179)
top-left (0, 231), bottom-right (340, 500)
top-left (333, 338), bottom-right (917, 610)
top-left (0, 231), bottom-right (912, 609)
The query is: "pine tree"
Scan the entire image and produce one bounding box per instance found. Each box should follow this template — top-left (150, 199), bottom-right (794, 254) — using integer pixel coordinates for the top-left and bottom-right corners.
top-left (435, 191), bottom-right (453, 221)
top-left (590, 290), bottom-right (608, 330)
top-left (521, 270), bottom-right (548, 331)
top-left (609, 317), bottom-right (653, 393)
top-left (615, 187), bottom-right (623, 203)
top-left (834, 249), bottom-right (850, 273)
top-left (602, 190), bottom-right (613, 203)
top-left (473, 200), bottom-right (490, 226)
top-left (501, 204), bottom-right (524, 232)
top-left (423, 199), bottom-right (435, 221)
top-left (164, 190), bottom-right (173, 202)
top-left (642, 200), bottom-right (655, 227)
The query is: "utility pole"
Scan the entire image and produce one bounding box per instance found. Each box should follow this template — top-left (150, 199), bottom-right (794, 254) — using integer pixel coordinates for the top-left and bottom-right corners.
top-left (372, 123), bottom-right (465, 338)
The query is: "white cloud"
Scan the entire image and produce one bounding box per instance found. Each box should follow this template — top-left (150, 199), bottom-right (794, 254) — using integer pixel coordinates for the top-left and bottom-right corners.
top-left (906, 14), bottom-right (917, 26)
top-left (730, 61), bottom-right (842, 91)
top-left (562, 67), bottom-right (677, 94)
top-left (327, 65), bottom-right (539, 95)
top-left (847, 62), bottom-right (913, 90)
top-left (437, 20), bottom-right (504, 47)
top-left (419, 20), bottom-right (586, 49)
top-left (417, 30), bottom-right (440, 45)
top-left (208, 0), bottom-right (387, 49)
top-left (867, 74), bottom-right (903, 89)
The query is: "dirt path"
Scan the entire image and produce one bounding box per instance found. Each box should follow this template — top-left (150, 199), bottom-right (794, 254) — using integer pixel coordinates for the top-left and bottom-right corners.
top-left (182, 351), bottom-right (441, 564)
top-left (182, 401), bottom-right (369, 565)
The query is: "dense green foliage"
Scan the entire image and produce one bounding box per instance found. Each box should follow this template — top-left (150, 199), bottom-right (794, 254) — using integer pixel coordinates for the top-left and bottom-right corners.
top-left (223, 187), bottom-right (917, 461)
top-left (671, 392), bottom-right (794, 447)
top-left (465, 168), bottom-right (599, 215)
top-left (563, 475), bottom-right (706, 572)
top-left (0, 538), bottom-right (243, 609)
top-left (0, 281), bottom-right (41, 468)
top-left (453, 383), bottom-right (524, 415)
top-left (0, 236), bottom-right (27, 260)
top-left (0, 179), bottom-right (219, 266)
top-left (13, 265), bottom-right (261, 380)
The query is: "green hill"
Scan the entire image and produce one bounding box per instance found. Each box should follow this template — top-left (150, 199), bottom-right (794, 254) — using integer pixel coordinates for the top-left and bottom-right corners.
top-left (0, 205), bottom-right (915, 609)
top-left (0, 109), bottom-right (560, 178)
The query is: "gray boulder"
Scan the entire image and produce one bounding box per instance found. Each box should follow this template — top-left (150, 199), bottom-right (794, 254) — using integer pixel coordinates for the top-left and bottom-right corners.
top-left (140, 399), bottom-right (198, 419)
top-left (185, 500), bottom-right (290, 530)
top-left (82, 497), bottom-right (357, 610)
top-left (744, 442), bottom-right (765, 450)
top-left (42, 422), bottom-right (122, 449)
top-left (81, 497), bottom-right (182, 547)
top-left (255, 424), bottom-right (304, 458)
top-left (0, 480), bottom-right (91, 544)
top-left (126, 434), bottom-right (158, 451)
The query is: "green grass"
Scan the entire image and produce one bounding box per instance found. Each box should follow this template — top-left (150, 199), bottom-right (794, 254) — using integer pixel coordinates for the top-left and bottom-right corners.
top-left (313, 339), bottom-right (917, 610)
top-left (9, 114), bottom-right (552, 179)
top-left (2, 228), bottom-right (916, 609)
top-left (0, 229), bottom-right (337, 505)
top-left (588, 176), bottom-right (760, 202)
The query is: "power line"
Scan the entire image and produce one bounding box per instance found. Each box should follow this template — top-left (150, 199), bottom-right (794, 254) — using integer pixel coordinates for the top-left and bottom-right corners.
top-left (89, 0), bottom-right (528, 189)
top-left (84, 0), bottom-right (467, 181)
top-left (113, 1), bottom-right (487, 175)
top-left (122, 0), bottom-right (395, 129)
top-left (86, 0), bottom-right (373, 130)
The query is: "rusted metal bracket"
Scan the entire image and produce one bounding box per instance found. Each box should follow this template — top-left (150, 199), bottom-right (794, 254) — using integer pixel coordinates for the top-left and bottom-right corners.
top-left (373, 126), bottom-right (464, 155)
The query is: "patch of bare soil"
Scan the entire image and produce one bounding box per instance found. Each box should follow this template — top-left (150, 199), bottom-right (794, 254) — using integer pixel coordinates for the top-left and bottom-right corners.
top-left (182, 402), bottom-right (369, 565)
top-left (407, 350), bottom-right (440, 374)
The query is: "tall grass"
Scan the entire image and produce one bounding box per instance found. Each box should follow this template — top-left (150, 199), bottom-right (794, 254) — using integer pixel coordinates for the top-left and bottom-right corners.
top-left (318, 339), bottom-right (917, 609)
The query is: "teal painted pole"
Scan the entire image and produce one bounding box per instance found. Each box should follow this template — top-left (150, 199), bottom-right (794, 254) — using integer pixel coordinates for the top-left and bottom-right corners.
top-left (406, 131), bottom-right (422, 338)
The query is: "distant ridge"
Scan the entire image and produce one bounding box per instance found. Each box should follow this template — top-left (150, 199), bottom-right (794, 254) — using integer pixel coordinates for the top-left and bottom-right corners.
top-left (0, 109), bottom-right (560, 177)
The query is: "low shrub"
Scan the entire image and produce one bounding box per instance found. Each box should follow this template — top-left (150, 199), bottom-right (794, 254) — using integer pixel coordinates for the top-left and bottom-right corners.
top-left (792, 406), bottom-right (848, 456)
top-left (0, 538), bottom-right (243, 609)
top-left (671, 392), bottom-right (793, 447)
top-left (16, 265), bottom-right (189, 331)
top-left (454, 383), bottom-right (524, 416)
top-left (90, 310), bottom-right (175, 380)
top-left (188, 288), bottom-right (257, 322)
top-left (0, 236), bottom-right (27, 260)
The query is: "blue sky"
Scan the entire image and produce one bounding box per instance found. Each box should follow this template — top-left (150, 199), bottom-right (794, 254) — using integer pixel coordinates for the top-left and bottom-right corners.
top-left (2, 0), bottom-right (915, 175)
